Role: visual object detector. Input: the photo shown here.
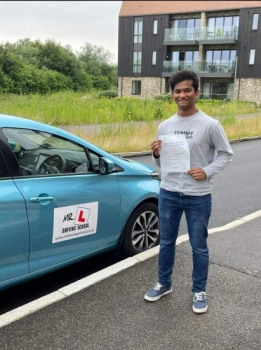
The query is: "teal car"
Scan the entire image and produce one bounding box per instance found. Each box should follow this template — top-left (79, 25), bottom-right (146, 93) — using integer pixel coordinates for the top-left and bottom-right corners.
top-left (0, 114), bottom-right (160, 291)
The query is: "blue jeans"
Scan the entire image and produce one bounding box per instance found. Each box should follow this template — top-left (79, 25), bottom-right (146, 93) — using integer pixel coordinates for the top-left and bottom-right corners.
top-left (158, 188), bottom-right (212, 293)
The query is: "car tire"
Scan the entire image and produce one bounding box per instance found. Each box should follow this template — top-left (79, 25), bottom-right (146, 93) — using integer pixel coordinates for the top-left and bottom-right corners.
top-left (122, 203), bottom-right (160, 257)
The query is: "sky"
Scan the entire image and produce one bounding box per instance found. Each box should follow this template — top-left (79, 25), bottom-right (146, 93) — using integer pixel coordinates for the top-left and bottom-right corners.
top-left (0, 1), bottom-right (122, 62)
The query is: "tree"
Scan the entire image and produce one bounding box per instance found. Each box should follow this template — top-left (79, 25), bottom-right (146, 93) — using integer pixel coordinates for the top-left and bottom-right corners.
top-left (77, 42), bottom-right (115, 65)
top-left (8, 38), bottom-right (40, 66)
top-left (77, 42), bottom-right (117, 88)
top-left (0, 69), bottom-right (14, 93)
top-left (0, 39), bottom-right (117, 94)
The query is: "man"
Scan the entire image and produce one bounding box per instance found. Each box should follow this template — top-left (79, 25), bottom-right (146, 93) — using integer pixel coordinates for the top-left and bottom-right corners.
top-left (144, 70), bottom-right (233, 313)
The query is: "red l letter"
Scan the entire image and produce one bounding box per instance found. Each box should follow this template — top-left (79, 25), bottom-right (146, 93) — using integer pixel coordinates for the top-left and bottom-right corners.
top-left (78, 210), bottom-right (85, 222)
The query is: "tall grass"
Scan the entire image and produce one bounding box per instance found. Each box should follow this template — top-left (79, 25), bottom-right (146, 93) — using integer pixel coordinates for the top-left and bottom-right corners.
top-left (77, 123), bottom-right (159, 153)
top-left (0, 92), bottom-right (260, 153)
top-left (0, 91), bottom-right (258, 126)
top-left (77, 116), bottom-right (261, 153)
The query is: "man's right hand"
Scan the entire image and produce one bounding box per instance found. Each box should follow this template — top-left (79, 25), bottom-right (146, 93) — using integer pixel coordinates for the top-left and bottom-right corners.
top-left (151, 140), bottom-right (162, 159)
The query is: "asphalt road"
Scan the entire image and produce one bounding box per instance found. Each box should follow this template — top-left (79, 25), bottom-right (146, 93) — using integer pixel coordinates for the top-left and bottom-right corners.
top-left (0, 139), bottom-right (260, 315)
top-left (131, 139), bottom-right (261, 231)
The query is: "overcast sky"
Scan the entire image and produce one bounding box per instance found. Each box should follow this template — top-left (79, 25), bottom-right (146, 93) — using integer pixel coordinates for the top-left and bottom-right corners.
top-left (0, 1), bottom-right (122, 62)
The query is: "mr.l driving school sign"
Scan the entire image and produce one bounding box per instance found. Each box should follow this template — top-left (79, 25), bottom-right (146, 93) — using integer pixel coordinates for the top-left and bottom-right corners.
top-left (52, 202), bottom-right (98, 243)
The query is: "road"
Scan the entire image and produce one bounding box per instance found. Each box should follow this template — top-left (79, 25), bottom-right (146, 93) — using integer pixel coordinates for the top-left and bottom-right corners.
top-left (0, 139), bottom-right (260, 315)
top-left (130, 139), bottom-right (261, 230)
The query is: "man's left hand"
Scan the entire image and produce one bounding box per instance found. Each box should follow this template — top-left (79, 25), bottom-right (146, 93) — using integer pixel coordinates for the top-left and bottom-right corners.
top-left (187, 168), bottom-right (207, 180)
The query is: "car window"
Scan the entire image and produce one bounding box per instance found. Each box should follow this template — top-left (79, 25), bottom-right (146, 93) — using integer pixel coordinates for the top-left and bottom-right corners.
top-left (2, 128), bottom-right (98, 177)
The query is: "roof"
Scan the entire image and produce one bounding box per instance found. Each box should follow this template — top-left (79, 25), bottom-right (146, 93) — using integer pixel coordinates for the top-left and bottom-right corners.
top-left (119, 1), bottom-right (261, 17)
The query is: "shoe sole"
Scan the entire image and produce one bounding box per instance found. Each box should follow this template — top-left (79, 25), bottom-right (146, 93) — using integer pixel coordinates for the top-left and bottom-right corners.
top-left (193, 305), bottom-right (208, 314)
top-left (144, 288), bottom-right (172, 302)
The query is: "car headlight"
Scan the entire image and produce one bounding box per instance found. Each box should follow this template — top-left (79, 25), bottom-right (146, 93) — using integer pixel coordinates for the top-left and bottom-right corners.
top-left (151, 171), bottom-right (161, 181)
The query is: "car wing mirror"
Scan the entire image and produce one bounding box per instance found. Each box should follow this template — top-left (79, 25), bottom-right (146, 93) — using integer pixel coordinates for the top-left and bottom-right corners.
top-left (99, 157), bottom-right (115, 175)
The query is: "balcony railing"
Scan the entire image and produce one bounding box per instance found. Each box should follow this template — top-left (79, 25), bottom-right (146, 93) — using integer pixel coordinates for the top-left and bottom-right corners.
top-left (164, 26), bottom-right (238, 42)
top-left (198, 60), bottom-right (236, 73)
top-left (162, 61), bottom-right (199, 73)
top-left (164, 27), bottom-right (201, 41)
top-left (162, 60), bottom-right (236, 74)
top-left (201, 26), bottom-right (238, 40)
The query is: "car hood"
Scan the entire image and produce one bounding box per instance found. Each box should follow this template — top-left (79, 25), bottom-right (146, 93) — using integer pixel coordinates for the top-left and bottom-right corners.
top-left (113, 156), bottom-right (156, 174)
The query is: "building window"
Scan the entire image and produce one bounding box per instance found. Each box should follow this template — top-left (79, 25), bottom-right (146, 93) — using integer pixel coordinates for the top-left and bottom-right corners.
top-left (171, 50), bottom-right (199, 70)
top-left (133, 51), bottom-right (142, 73)
top-left (204, 50), bottom-right (236, 72)
top-left (207, 16), bottom-right (239, 39)
top-left (134, 18), bottom-right (143, 43)
top-left (171, 18), bottom-right (200, 40)
top-left (153, 19), bottom-right (158, 34)
top-left (208, 16), bottom-right (239, 28)
top-left (205, 50), bottom-right (236, 62)
top-left (252, 14), bottom-right (259, 30)
top-left (152, 51), bottom-right (157, 65)
top-left (202, 82), bottom-right (234, 100)
top-left (132, 81), bottom-right (141, 95)
top-left (249, 49), bottom-right (256, 65)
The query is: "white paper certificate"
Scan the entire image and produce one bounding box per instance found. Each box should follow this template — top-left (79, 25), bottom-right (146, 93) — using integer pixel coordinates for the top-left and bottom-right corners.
top-left (159, 134), bottom-right (190, 173)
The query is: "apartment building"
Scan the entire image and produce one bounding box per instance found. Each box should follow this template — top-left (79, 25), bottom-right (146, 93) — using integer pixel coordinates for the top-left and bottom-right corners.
top-left (118, 1), bottom-right (261, 102)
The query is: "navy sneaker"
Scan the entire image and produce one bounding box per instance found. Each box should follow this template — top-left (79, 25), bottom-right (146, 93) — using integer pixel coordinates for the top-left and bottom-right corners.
top-left (193, 291), bottom-right (208, 313)
top-left (144, 282), bottom-right (172, 302)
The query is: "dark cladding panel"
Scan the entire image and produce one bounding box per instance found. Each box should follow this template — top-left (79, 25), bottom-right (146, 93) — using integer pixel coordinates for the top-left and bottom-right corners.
top-left (237, 7), bottom-right (261, 78)
top-left (118, 14), bottom-right (170, 78)
top-left (141, 15), bottom-right (165, 77)
top-left (118, 17), bottom-right (134, 76)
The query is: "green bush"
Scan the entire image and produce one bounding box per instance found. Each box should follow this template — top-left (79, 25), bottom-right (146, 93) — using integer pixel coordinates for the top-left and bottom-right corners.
top-left (197, 99), bottom-right (223, 105)
top-left (0, 70), bottom-right (14, 93)
top-left (93, 75), bottom-right (111, 90)
top-left (154, 93), bottom-right (172, 103)
top-left (97, 90), bottom-right (118, 99)
top-left (153, 105), bottom-right (165, 119)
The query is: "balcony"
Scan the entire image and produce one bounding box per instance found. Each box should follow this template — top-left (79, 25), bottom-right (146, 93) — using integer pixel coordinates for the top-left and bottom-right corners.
top-left (163, 28), bottom-right (200, 45)
top-left (197, 60), bottom-right (236, 77)
top-left (163, 26), bottom-right (238, 46)
top-left (162, 60), bottom-right (236, 78)
top-left (199, 26), bottom-right (238, 44)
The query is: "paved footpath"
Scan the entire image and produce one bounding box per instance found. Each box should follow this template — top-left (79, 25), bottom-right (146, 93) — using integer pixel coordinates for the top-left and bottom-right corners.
top-left (0, 211), bottom-right (261, 350)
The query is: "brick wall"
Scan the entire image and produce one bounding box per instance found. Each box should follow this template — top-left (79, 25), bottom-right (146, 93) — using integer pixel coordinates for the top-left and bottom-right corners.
top-left (118, 77), bottom-right (261, 103)
top-left (118, 77), bottom-right (163, 98)
top-left (234, 78), bottom-right (261, 103)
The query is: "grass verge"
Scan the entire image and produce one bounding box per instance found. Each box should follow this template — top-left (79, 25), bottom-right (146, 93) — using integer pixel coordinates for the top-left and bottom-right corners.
top-left (75, 116), bottom-right (261, 153)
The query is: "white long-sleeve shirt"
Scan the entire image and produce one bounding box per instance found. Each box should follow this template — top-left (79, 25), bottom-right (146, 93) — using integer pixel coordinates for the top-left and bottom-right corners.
top-left (153, 110), bottom-right (234, 195)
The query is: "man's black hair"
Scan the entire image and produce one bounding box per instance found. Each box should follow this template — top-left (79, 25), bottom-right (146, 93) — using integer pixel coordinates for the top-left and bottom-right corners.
top-left (169, 70), bottom-right (199, 92)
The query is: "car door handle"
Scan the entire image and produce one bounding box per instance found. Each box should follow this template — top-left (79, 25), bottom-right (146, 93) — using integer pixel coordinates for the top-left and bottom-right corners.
top-left (30, 196), bottom-right (55, 202)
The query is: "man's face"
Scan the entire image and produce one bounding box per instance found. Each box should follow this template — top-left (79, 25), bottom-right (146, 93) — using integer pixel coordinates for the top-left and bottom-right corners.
top-left (172, 79), bottom-right (200, 111)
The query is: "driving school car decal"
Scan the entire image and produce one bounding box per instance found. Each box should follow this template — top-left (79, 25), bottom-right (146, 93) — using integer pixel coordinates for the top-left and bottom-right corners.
top-left (52, 202), bottom-right (98, 243)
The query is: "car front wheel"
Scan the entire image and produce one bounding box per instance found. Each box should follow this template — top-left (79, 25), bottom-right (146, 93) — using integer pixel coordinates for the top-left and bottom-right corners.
top-left (122, 203), bottom-right (160, 257)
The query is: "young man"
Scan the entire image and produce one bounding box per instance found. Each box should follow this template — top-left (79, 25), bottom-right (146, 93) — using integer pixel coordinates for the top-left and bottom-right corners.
top-left (144, 70), bottom-right (233, 313)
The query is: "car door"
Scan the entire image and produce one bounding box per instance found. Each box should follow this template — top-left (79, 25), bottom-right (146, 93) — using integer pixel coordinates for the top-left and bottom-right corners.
top-left (0, 136), bottom-right (29, 283)
top-left (2, 128), bottom-right (121, 273)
